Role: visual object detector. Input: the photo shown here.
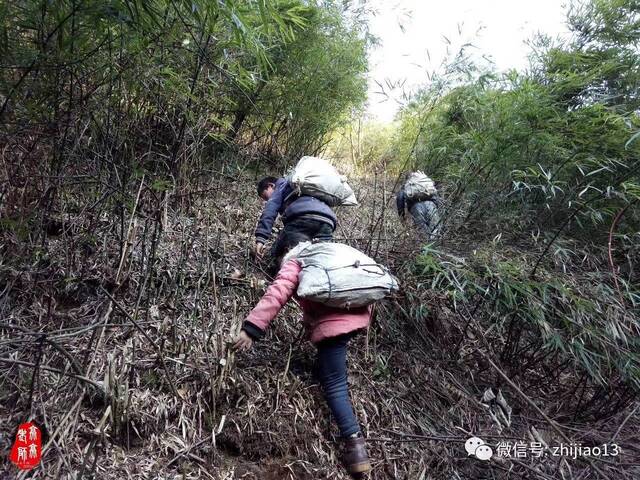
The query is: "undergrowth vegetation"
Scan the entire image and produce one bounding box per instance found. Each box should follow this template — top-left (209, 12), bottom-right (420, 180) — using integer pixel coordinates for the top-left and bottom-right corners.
top-left (1, 0), bottom-right (639, 478)
top-left (328, 0), bottom-right (640, 425)
top-left (1, 0), bottom-right (369, 238)
top-left (414, 243), bottom-right (639, 418)
top-left (385, 0), bottom-right (640, 419)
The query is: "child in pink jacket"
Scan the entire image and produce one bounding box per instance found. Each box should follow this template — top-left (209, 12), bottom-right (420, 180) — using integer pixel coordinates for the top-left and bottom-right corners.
top-left (233, 256), bottom-right (372, 475)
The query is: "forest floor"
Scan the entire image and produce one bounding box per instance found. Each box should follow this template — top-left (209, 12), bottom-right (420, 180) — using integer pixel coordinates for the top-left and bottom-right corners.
top-left (1, 173), bottom-right (638, 479)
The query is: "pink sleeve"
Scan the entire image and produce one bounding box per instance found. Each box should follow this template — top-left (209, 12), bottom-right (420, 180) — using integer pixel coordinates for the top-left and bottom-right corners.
top-left (245, 260), bottom-right (301, 333)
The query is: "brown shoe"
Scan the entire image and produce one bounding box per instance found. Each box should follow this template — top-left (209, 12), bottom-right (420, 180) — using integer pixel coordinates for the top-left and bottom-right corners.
top-left (342, 435), bottom-right (371, 474)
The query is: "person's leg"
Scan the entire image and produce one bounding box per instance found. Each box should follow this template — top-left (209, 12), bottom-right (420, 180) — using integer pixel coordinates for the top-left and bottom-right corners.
top-left (315, 333), bottom-right (360, 437)
top-left (269, 228), bottom-right (288, 261)
top-left (425, 201), bottom-right (440, 236)
top-left (286, 217), bottom-right (335, 243)
top-left (409, 201), bottom-right (432, 236)
top-left (267, 220), bottom-right (312, 274)
top-left (316, 333), bottom-right (370, 474)
top-left (266, 228), bottom-right (289, 275)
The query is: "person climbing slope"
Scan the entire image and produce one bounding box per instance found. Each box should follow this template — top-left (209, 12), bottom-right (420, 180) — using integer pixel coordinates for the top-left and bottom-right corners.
top-left (232, 234), bottom-right (400, 475)
top-left (396, 171), bottom-right (441, 237)
top-left (254, 175), bottom-right (336, 266)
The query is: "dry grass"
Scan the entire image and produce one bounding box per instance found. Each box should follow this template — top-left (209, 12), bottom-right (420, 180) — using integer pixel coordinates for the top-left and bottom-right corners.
top-left (1, 173), bottom-right (638, 479)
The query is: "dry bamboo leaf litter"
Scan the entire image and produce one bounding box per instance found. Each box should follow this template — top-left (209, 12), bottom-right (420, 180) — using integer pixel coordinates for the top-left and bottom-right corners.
top-left (1, 176), bottom-right (638, 479)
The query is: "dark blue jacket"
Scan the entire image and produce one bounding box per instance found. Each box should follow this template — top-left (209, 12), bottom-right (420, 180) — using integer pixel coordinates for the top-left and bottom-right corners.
top-left (396, 189), bottom-right (417, 218)
top-left (255, 178), bottom-right (337, 243)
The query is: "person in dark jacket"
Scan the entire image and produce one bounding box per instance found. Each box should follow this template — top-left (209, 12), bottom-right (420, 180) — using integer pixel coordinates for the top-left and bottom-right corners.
top-left (254, 176), bottom-right (336, 265)
top-left (396, 179), bottom-right (441, 237)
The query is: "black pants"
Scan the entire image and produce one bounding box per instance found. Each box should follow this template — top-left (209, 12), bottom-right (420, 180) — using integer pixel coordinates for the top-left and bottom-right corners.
top-left (269, 216), bottom-right (334, 271)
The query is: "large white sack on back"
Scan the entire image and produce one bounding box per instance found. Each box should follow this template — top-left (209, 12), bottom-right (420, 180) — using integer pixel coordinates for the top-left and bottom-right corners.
top-left (288, 156), bottom-right (358, 207)
top-left (284, 242), bottom-right (399, 308)
top-left (404, 171), bottom-right (437, 201)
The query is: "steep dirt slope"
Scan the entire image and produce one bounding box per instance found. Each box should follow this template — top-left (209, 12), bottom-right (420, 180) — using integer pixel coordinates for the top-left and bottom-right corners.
top-left (1, 174), bottom-right (637, 479)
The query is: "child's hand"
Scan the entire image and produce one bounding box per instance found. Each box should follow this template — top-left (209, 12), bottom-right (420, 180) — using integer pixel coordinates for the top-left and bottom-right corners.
top-left (233, 331), bottom-right (253, 351)
top-left (254, 242), bottom-right (265, 258)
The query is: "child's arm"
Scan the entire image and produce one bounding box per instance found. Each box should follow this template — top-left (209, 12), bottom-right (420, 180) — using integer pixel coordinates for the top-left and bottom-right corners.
top-left (239, 260), bottom-right (301, 342)
top-left (254, 179), bottom-right (290, 245)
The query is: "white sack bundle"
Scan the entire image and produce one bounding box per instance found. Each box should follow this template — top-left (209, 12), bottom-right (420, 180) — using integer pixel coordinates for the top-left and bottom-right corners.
top-left (404, 171), bottom-right (437, 201)
top-left (284, 242), bottom-right (399, 308)
top-left (288, 156), bottom-right (358, 206)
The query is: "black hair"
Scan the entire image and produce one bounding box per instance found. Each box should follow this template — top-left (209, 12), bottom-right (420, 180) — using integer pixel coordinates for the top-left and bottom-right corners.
top-left (257, 176), bottom-right (278, 196)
